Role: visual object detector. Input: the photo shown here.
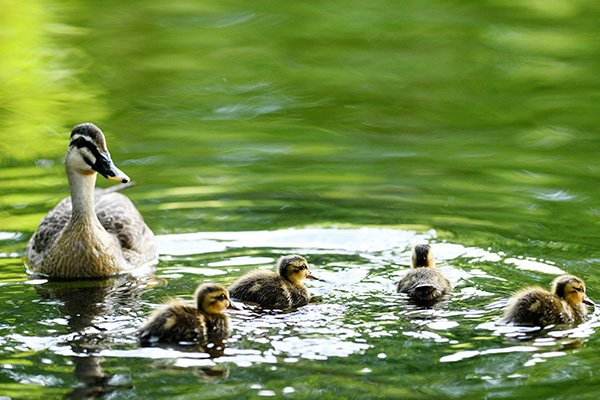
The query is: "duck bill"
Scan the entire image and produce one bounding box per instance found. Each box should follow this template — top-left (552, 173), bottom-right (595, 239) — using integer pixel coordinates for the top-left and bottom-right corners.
top-left (583, 296), bottom-right (595, 307)
top-left (306, 274), bottom-right (322, 281)
top-left (227, 300), bottom-right (243, 310)
top-left (94, 154), bottom-right (130, 183)
top-left (106, 165), bottom-right (130, 183)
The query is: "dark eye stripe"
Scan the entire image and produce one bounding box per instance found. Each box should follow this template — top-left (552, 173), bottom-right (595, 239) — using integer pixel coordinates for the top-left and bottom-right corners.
top-left (82, 156), bottom-right (94, 167)
top-left (70, 137), bottom-right (106, 161)
top-left (71, 137), bottom-right (112, 172)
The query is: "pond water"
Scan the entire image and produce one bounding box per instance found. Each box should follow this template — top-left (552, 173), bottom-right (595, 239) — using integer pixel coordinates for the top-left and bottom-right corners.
top-left (2, 0), bottom-right (600, 398)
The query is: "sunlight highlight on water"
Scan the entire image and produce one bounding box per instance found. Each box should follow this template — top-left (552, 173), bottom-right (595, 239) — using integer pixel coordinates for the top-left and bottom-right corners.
top-left (1, 225), bottom-right (599, 397)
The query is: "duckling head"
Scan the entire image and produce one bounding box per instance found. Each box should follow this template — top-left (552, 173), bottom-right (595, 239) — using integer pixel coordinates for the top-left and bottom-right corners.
top-left (552, 275), bottom-right (594, 307)
top-left (65, 123), bottom-right (129, 183)
top-left (195, 283), bottom-right (231, 314)
top-left (278, 255), bottom-right (317, 285)
top-left (412, 244), bottom-right (435, 268)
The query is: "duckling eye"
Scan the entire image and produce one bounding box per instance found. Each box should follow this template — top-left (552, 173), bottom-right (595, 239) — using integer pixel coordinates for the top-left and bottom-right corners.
top-left (575, 287), bottom-right (584, 293)
top-left (216, 294), bottom-right (227, 301)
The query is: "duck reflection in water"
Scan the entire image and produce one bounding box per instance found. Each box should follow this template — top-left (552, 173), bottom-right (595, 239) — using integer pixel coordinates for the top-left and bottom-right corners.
top-left (34, 275), bottom-right (150, 399)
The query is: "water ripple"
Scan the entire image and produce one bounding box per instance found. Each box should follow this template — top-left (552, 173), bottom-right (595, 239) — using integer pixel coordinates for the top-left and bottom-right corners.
top-left (2, 226), bottom-right (598, 394)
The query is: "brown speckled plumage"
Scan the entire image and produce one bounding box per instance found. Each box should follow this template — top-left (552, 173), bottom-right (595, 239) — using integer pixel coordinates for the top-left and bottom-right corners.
top-left (138, 283), bottom-right (232, 346)
top-left (26, 123), bottom-right (156, 279)
top-left (228, 255), bottom-right (313, 309)
top-left (396, 244), bottom-right (451, 304)
top-left (504, 275), bottom-right (591, 327)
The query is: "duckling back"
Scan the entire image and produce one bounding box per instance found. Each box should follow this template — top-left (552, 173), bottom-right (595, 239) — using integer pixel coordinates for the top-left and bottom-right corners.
top-left (504, 287), bottom-right (584, 326)
top-left (229, 270), bottom-right (310, 309)
top-left (397, 268), bottom-right (451, 304)
top-left (138, 301), bottom-right (207, 346)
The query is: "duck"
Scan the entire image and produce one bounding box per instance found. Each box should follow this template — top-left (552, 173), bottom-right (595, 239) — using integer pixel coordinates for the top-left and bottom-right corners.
top-left (139, 283), bottom-right (233, 346)
top-left (26, 123), bottom-right (157, 279)
top-left (228, 255), bottom-right (319, 309)
top-left (396, 244), bottom-right (451, 304)
top-left (504, 275), bottom-right (594, 327)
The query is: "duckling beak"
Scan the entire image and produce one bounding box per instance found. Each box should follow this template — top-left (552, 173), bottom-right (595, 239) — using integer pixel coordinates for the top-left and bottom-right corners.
top-left (94, 153), bottom-right (130, 183)
top-left (583, 296), bottom-right (595, 307)
top-left (306, 273), bottom-right (323, 281)
top-left (227, 300), bottom-right (243, 310)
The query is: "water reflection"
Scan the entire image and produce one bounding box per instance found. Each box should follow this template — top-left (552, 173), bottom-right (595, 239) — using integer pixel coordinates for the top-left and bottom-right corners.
top-left (33, 277), bottom-right (145, 399)
top-left (155, 228), bottom-right (518, 363)
top-left (2, 227), bottom-right (599, 397)
top-left (439, 302), bottom-right (600, 365)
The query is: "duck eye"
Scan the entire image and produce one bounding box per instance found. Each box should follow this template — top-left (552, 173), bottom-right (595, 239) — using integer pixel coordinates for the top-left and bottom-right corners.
top-left (217, 294), bottom-right (226, 300)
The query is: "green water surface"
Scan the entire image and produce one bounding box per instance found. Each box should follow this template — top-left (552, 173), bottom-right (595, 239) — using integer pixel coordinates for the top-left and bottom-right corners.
top-left (1, 0), bottom-right (600, 399)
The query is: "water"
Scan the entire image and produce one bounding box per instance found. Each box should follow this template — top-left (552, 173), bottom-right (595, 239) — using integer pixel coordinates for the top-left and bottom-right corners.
top-left (2, 0), bottom-right (600, 398)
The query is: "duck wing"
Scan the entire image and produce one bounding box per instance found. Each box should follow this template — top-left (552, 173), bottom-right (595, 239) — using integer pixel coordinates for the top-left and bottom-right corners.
top-left (27, 197), bottom-right (72, 266)
top-left (28, 187), bottom-right (157, 270)
top-left (229, 271), bottom-right (293, 309)
top-left (94, 191), bottom-right (157, 267)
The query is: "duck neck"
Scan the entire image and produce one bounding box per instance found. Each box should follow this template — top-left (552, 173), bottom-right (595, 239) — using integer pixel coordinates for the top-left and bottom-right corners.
top-left (568, 301), bottom-right (587, 318)
top-left (200, 311), bottom-right (219, 325)
top-left (413, 262), bottom-right (434, 269)
top-left (66, 168), bottom-right (99, 222)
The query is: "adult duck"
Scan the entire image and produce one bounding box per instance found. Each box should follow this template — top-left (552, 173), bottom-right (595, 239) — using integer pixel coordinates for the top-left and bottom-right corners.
top-left (27, 123), bottom-right (157, 279)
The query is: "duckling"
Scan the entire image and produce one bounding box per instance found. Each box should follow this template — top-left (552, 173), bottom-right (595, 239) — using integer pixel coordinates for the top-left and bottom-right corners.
top-left (396, 244), bottom-right (451, 304)
top-left (504, 275), bottom-right (594, 327)
top-left (27, 123), bottom-right (157, 279)
top-left (228, 255), bottom-right (318, 309)
top-left (139, 283), bottom-right (232, 346)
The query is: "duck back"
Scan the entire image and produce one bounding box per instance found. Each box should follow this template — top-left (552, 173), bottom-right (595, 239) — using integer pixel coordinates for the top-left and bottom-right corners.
top-left (504, 288), bottom-right (584, 326)
top-left (139, 302), bottom-right (206, 345)
top-left (95, 191), bottom-right (156, 266)
top-left (229, 270), bottom-right (310, 309)
top-left (397, 268), bottom-right (450, 303)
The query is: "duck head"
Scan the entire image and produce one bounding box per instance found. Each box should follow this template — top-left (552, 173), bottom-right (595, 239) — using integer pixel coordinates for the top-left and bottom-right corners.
top-left (195, 283), bottom-right (234, 314)
top-left (412, 244), bottom-right (435, 268)
top-left (278, 255), bottom-right (320, 285)
top-left (65, 123), bottom-right (129, 183)
top-left (552, 275), bottom-right (594, 307)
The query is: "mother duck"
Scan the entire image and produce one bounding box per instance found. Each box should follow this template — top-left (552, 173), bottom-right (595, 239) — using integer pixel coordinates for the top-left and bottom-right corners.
top-left (27, 123), bottom-right (157, 279)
